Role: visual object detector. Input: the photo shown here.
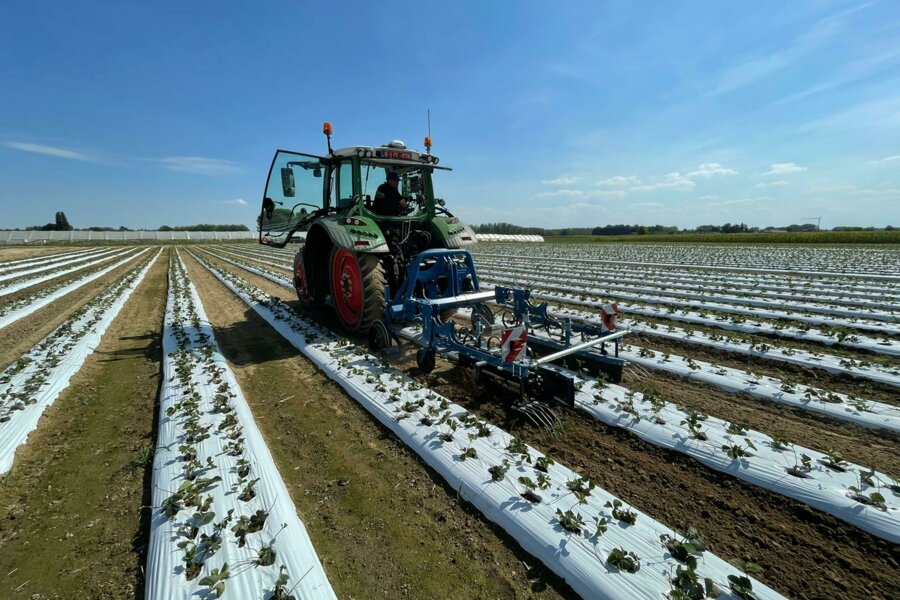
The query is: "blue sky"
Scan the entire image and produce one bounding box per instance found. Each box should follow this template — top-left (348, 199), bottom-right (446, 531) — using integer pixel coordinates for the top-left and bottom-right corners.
top-left (1, 0), bottom-right (898, 230)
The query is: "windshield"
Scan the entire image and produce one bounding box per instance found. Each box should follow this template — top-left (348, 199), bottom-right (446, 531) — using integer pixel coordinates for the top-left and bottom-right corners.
top-left (361, 161), bottom-right (431, 218)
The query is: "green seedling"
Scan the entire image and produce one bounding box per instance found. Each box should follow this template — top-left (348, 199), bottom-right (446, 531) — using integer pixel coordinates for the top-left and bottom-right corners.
top-left (555, 508), bottom-right (585, 534)
top-left (459, 447), bottom-right (477, 461)
top-left (728, 574), bottom-right (756, 600)
top-left (607, 547), bottom-right (640, 573)
top-left (847, 486), bottom-right (887, 510)
top-left (198, 563), bottom-right (230, 598)
top-left (566, 477), bottom-right (595, 504)
top-left (605, 498), bottom-right (637, 525)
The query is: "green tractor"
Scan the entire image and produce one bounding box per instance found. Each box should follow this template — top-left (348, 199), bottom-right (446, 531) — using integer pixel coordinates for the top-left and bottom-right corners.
top-left (258, 122), bottom-right (477, 333)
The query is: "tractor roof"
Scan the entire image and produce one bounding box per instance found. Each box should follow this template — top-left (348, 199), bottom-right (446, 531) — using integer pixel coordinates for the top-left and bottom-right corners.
top-left (330, 142), bottom-right (448, 169)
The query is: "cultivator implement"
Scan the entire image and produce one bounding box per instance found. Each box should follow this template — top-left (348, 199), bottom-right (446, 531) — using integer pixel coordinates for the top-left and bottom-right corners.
top-left (370, 249), bottom-right (628, 428)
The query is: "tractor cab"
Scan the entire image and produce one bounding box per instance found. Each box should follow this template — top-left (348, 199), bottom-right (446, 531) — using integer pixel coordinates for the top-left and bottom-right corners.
top-left (258, 130), bottom-right (472, 250)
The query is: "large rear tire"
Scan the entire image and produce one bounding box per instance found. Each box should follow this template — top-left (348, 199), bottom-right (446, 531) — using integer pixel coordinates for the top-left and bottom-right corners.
top-left (330, 248), bottom-right (386, 333)
top-left (293, 249), bottom-right (325, 307)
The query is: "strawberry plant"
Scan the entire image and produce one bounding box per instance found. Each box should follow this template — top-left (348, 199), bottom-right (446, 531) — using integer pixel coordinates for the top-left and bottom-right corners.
top-left (565, 477), bottom-right (595, 504)
top-left (667, 565), bottom-right (705, 600)
top-left (199, 563), bottom-right (230, 598)
top-left (768, 433), bottom-right (791, 452)
top-left (729, 558), bottom-right (763, 575)
top-left (605, 498), bottom-right (637, 525)
top-left (555, 508), bottom-right (585, 534)
top-left (822, 448), bottom-right (848, 472)
top-left (181, 542), bottom-right (204, 580)
top-left (680, 410), bottom-right (708, 441)
top-left (721, 439), bottom-right (756, 461)
top-left (507, 436), bottom-right (532, 462)
top-left (592, 516), bottom-right (608, 539)
top-left (728, 574), bottom-right (756, 599)
top-left (459, 446), bottom-right (477, 461)
top-left (238, 478), bottom-right (259, 502)
top-left (661, 527), bottom-right (707, 569)
top-left (534, 455), bottom-right (555, 473)
top-left (847, 486), bottom-right (887, 510)
top-left (786, 452), bottom-right (813, 478)
top-left (725, 421), bottom-right (748, 436)
top-left (606, 547), bottom-right (640, 573)
top-left (487, 459), bottom-right (509, 482)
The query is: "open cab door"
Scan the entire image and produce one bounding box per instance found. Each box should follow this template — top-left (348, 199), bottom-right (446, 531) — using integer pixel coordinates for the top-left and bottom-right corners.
top-left (259, 150), bottom-right (330, 247)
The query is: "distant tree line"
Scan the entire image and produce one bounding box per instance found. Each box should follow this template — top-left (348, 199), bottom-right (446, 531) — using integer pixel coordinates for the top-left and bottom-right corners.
top-left (17, 212), bottom-right (249, 232)
top-left (158, 224), bottom-right (249, 232)
top-left (473, 223), bottom-right (595, 236)
top-left (25, 212), bottom-right (74, 231)
top-left (473, 221), bottom-right (895, 236)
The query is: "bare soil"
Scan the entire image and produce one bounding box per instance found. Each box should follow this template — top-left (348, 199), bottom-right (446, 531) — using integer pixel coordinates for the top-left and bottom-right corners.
top-left (182, 251), bottom-right (574, 599)
top-left (0, 248), bottom-right (168, 599)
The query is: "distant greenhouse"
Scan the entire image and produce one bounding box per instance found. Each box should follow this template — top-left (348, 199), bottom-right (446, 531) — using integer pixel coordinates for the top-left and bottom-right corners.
top-left (0, 230), bottom-right (256, 244)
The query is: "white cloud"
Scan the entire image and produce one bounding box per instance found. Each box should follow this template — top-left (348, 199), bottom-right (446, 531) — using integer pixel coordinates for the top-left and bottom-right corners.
top-left (627, 202), bottom-right (665, 210)
top-left (755, 180), bottom-right (789, 189)
top-left (534, 189), bottom-right (625, 199)
top-left (541, 175), bottom-right (579, 185)
top-left (159, 156), bottom-right (241, 175)
top-left (687, 163), bottom-right (738, 178)
top-left (5, 141), bottom-right (89, 161)
top-left (699, 195), bottom-right (719, 200)
top-left (222, 198), bottom-right (248, 206)
top-left (876, 155), bottom-right (900, 163)
top-left (764, 162), bottom-right (806, 176)
top-left (596, 175), bottom-right (639, 187)
top-left (631, 172), bottom-right (695, 192)
top-left (721, 195), bottom-right (773, 206)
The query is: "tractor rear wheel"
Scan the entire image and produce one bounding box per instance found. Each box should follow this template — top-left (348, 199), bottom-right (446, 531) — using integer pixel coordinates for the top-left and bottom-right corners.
top-left (330, 248), bottom-right (386, 333)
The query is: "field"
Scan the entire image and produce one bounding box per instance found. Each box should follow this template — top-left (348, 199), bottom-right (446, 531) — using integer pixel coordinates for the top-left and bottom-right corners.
top-left (544, 230), bottom-right (900, 244)
top-left (0, 241), bottom-right (897, 600)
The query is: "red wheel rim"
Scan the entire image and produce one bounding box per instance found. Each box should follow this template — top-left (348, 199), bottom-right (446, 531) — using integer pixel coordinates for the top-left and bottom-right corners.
top-left (331, 249), bottom-right (364, 326)
top-left (294, 260), bottom-right (309, 301)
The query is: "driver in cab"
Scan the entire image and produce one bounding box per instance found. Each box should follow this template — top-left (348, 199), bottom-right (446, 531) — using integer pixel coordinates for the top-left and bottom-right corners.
top-left (373, 171), bottom-right (408, 216)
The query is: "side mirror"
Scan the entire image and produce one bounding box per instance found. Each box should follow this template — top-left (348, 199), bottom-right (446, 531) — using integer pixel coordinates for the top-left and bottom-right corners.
top-left (281, 168), bottom-right (295, 197)
top-left (437, 199), bottom-right (446, 207)
top-left (313, 167), bottom-right (322, 178)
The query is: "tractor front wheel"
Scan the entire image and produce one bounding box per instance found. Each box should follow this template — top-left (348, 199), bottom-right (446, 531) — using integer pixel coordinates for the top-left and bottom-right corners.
top-left (330, 248), bottom-right (386, 333)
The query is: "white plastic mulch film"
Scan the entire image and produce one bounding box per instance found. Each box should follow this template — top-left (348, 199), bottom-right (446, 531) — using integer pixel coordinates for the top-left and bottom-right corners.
top-left (0, 248), bottom-right (150, 330)
top-left (192, 250), bottom-right (787, 600)
top-left (146, 252), bottom-right (335, 600)
top-left (0, 250), bottom-right (160, 474)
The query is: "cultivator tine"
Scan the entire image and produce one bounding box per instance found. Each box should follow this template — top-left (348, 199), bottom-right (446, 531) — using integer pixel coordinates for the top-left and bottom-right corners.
top-left (513, 399), bottom-right (561, 435)
top-left (629, 363), bottom-right (653, 380)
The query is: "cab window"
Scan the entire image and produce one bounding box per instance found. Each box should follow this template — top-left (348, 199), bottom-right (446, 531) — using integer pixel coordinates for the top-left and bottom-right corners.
top-left (336, 161), bottom-right (354, 210)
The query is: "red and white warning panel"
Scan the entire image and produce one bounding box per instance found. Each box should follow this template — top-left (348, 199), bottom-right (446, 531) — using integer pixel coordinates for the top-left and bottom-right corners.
top-left (501, 325), bottom-right (528, 363)
top-left (600, 303), bottom-right (619, 332)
